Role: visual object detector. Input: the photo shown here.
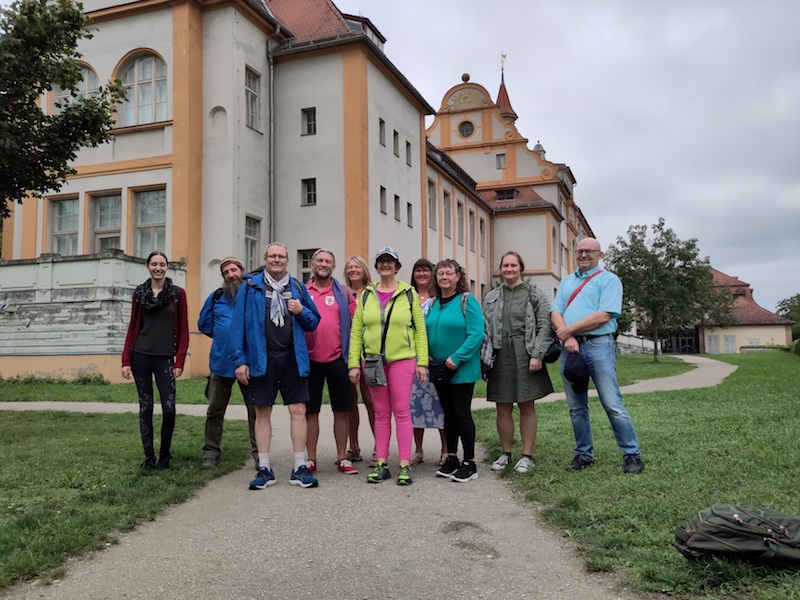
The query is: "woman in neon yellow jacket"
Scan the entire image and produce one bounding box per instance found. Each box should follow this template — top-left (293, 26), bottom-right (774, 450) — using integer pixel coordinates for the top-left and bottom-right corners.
top-left (348, 247), bottom-right (428, 485)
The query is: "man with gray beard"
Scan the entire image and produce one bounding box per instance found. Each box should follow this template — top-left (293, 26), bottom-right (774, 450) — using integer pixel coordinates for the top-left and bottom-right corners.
top-left (198, 257), bottom-right (258, 468)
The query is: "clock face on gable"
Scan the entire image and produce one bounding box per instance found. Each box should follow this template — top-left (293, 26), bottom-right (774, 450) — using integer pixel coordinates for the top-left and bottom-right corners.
top-left (447, 88), bottom-right (487, 111)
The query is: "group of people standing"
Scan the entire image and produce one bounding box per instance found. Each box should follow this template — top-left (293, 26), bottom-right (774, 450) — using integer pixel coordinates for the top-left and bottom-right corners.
top-left (122, 237), bottom-right (644, 486)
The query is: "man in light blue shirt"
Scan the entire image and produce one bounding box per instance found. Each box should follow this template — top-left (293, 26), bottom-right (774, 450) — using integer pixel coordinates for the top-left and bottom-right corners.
top-left (551, 237), bottom-right (643, 474)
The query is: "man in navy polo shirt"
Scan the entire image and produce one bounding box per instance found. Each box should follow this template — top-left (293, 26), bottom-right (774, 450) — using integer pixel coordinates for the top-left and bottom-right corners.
top-left (551, 237), bottom-right (643, 474)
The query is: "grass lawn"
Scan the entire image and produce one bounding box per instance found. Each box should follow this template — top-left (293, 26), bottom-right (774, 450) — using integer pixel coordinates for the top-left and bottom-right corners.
top-left (0, 412), bottom-right (252, 588)
top-left (475, 352), bottom-right (800, 599)
top-left (0, 353), bottom-right (693, 403)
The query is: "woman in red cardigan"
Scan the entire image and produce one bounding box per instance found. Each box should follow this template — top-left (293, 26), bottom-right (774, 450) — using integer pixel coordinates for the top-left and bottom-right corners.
top-left (121, 251), bottom-right (189, 472)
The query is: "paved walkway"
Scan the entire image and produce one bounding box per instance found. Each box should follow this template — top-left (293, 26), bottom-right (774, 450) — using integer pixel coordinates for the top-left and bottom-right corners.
top-left (0, 356), bottom-right (735, 600)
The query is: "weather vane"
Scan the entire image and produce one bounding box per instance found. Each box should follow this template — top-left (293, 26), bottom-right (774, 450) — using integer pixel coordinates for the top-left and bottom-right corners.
top-left (501, 52), bottom-right (507, 79)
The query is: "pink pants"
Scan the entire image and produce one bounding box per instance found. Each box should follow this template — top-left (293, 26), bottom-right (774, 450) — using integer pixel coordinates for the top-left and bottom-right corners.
top-left (370, 359), bottom-right (415, 462)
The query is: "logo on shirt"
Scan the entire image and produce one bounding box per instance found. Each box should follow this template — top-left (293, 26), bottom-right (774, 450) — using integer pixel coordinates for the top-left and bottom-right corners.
top-left (325, 296), bottom-right (335, 306)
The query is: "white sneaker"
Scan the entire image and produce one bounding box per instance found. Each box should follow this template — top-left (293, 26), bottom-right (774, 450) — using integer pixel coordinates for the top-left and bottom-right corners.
top-left (491, 454), bottom-right (510, 471)
top-left (514, 456), bottom-right (534, 473)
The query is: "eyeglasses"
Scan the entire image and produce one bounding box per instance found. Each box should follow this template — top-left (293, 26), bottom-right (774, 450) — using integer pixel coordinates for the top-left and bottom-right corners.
top-left (377, 258), bottom-right (396, 265)
top-left (576, 249), bottom-right (600, 256)
top-left (265, 254), bottom-right (288, 260)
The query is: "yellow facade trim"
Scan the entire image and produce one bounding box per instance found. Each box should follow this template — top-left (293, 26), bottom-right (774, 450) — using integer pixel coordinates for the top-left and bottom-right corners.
top-left (70, 156), bottom-right (174, 179)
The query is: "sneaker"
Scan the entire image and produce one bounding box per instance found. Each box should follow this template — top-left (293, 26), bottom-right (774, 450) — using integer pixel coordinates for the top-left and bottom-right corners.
top-left (156, 454), bottom-right (172, 471)
top-left (141, 457), bottom-right (157, 473)
top-left (290, 465), bottom-right (319, 488)
top-left (338, 459), bottom-right (358, 475)
top-left (396, 465), bottom-right (413, 486)
top-left (566, 456), bottom-right (594, 471)
top-left (624, 455), bottom-right (644, 474)
top-left (367, 462), bottom-right (391, 483)
top-left (249, 466), bottom-right (276, 489)
top-left (436, 455), bottom-right (461, 478)
top-left (202, 456), bottom-right (218, 469)
top-left (491, 453), bottom-right (511, 471)
top-left (514, 456), bottom-right (533, 473)
top-left (305, 459), bottom-right (317, 473)
top-left (451, 460), bottom-right (479, 483)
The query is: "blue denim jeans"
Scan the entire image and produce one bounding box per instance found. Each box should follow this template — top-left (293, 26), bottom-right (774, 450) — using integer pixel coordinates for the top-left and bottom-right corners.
top-left (561, 335), bottom-right (641, 461)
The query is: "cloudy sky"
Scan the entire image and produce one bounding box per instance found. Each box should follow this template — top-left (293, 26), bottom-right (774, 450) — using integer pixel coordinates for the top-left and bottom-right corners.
top-left (337, 0), bottom-right (800, 312)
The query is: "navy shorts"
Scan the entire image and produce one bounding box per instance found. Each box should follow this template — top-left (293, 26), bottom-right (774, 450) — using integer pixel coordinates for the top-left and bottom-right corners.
top-left (307, 357), bottom-right (354, 415)
top-left (243, 352), bottom-right (309, 407)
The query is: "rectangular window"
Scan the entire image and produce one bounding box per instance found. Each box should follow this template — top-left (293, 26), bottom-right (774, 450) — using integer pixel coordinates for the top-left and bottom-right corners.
top-left (245, 68), bottom-right (260, 130)
top-left (301, 178), bottom-right (317, 206)
top-left (91, 193), bottom-right (122, 252)
top-left (407, 202), bottom-right (413, 227)
top-left (405, 141), bottom-right (412, 166)
top-left (747, 338), bottom-right (761, 346)
top-left (479, 218), bottom-right (486, 257)
top-left (394, 195), bottom-right (401, 221)
top-left (496, 153), bottom-right (506, 169)
top-left (380, 186), bottom-right (387, 214)
top-left (134, 189), bottom-right (166, 258)
top-left (301, 107), bottom-right (316, 135)
top-left (457, 201), bottom-right (464, 246)
top-left (393, 130), bottom-right (399, 157)
top-left (708, 335), bottom-right (719, 354)
top-left (470, 280), bottom-right (476, 295)
top-left (298, 249), bottom-right (316, 283)
top-left (481, 283), bottom-right (486, 300)
top-left (427, 180), bottom-right (437, 230)
top-left (723, 335), bottom-right (736, 354)
top-left (52, 198), bottom-right (79, 256)
top-left (245, 216), bottom-right (261, 272)
top-left (443, 191), bottom-right (451, 238)
top-left (468, 209), bottom-right (475, 251)
top-left (379, 118), bottom-right (386, 146)
top-left (497, 189), bottom-right (515, 201)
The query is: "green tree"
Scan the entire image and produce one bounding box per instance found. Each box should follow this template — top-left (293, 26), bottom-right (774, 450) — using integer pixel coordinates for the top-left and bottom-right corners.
top-left (0, 0), bottom-right (123, 219)
top-left (605, 218), bottom-right (733, 362)
top-left (776, 293), bottom-right (800, 341)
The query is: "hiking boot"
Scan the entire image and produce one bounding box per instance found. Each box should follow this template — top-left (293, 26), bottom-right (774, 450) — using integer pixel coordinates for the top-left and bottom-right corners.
top-left (451, 460), bottom-right (479, 483)
top-left (491, 453), bottom-right (511, 471)
top-left (156, 454), bottom-right (172, 471)
top-left (514, 456), bottom-right (534, 473)
top-left (305, 459), bottom-right (317, 473)
top-left (436, 455), bottom-right (461, 478)
top-left (338, 459), bottom-right (358, 475)
top-left (396, 465), bottom-right (413, 486)
top-left (249, 466), bottom-right (276, 490)
top-left (624, 455), bottom-right (644, 474)
top-left (202, 456), bottom-right (218, 469)
top-left (367, 462), bottom-right (391, 483)
top-left (566, 456), bottom-right (594, 471)
top-left (141, 457), bottom-right (157, 473)
top-left (290, 465), bottom-right (319, 488)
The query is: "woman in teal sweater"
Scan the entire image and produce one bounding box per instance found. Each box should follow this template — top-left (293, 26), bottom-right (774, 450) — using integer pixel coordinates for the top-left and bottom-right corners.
top-left (425, 259), bottom-right (484, 483)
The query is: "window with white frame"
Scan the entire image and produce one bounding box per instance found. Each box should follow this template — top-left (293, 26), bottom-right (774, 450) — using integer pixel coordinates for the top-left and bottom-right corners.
top-left (117, 53), bottom-right (167, 127)
top-left (497, 189), bottom-right (515, 201)
top-left (302, 178), bottom-right (317, 206)
top-left (379, 118), bottom-right (386, 146)
top-left (302, 107), bottom-right (316, 135)
top-left (245, 67), bottom-right (260, 130)
top-left (427, 180), bottom-right (437, 230)
top-left (298, 249), bottom-right (317, 283)
top-left (134, 189), bottom-right (166, 257)
top-left (496, 153), bottom-right (506, 169)
top-left (443, 190), bottom-right (451, 238)
top-left (51, 198), bottom-right (79, 256)
top-left (468, 209), bottom-right (475, 251)
top-left (457, 201), bottom-right (464, 246)
top-left (406, 202), bottom-right (413, 227)
top-left (53, 64), bottom-right (99, 114)
top-left (479, 218), bottom-right (486, 257)
top-left (380, 186), bottom-right (387, 214)
top-left (723, 335), bottom-right (736, 354)
top-left (708, 335), bottom-right (719, 353)
top-left (245, 216), bottom-right (261, 272)
top-left (394, 195), bottom-right (400, 221)
top-left (91, 193), bottom-right (122, 252)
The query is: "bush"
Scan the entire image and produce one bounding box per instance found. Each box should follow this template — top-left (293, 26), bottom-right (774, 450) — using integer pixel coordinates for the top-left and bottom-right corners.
top-left (791, 339), bottom-right (800, 356)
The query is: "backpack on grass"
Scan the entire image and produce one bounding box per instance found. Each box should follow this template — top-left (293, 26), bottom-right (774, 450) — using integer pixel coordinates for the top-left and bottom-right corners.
top-left (673, 504), bottom-right (800, 570)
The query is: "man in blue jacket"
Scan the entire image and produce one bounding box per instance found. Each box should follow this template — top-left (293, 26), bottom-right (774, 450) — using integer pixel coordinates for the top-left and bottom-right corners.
top-left (230, 242), bottom-right (321, 489)
top-left (197, 256), bottom-right (257, 469)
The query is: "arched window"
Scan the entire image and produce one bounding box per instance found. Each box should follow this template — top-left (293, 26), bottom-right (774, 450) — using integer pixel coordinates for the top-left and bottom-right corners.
top-left (52, 64), bottom-right (99, 114)
top-left (117, 53), bottom-right (168, 127)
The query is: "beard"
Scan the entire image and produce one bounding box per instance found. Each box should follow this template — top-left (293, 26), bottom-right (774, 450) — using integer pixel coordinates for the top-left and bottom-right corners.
top-left (222, 278), bottom-right (242, 300)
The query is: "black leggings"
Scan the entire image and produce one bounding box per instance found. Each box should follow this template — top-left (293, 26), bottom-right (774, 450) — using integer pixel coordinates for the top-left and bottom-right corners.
top-left (434, 382), bottom-right (476, 461)
top-left (131, 352), bottom-right (176, 459)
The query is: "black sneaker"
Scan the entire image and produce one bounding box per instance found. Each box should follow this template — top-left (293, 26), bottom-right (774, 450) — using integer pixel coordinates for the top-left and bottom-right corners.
top-left (435, 455), bottom-right (460, 478)
top-left (451, 461), bottom-right (478, 483)
top-left (566, 456), bottom-right (593, 471)
top-left (141, 457), bottom-right (157, 473)
top-left (202, 456), bottom-right (218, 469)
top-left (156, 454), bottom-right (172, 471)
top-left (623, 455), bottom-right (644, 474)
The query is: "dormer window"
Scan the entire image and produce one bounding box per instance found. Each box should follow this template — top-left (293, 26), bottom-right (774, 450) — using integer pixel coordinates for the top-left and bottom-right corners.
top-left (496, 189), bottom-right (515, 201)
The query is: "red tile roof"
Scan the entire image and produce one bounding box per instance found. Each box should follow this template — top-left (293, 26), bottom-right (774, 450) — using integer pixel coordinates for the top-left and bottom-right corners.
top-left (710, 267), bottom-right (793, 326)
top-left (496, 78), bottom-right (518, 122)
top-left (267, 0), bottom-right (357, 46)
top-left (710, 267), bottom-right (749, 288)
top-left (480, 187), bottom-right (553, 212)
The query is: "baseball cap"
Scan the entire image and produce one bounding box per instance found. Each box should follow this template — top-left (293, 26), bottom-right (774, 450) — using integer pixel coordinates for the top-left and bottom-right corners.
top-left (374, 247), bottom-right (399, 261)
top-left (563, 352), bottom-right (590, 394)
top-left (219, 257), bottom-right (244, 272)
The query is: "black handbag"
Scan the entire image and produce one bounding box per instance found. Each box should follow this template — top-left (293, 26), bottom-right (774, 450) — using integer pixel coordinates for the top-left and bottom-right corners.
top-left (428, 359), bottom-right (455, 384)
top-left (543, 339), bottom-right (562, 363)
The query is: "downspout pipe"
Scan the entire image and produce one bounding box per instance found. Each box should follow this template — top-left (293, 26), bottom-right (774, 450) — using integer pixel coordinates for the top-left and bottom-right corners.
top-left (266, 26), bottom-right (280, 243)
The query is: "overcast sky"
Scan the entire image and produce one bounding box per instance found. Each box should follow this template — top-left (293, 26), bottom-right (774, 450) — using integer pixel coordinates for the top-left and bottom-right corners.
top-left (336, 0), bottom-right (800, 312)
